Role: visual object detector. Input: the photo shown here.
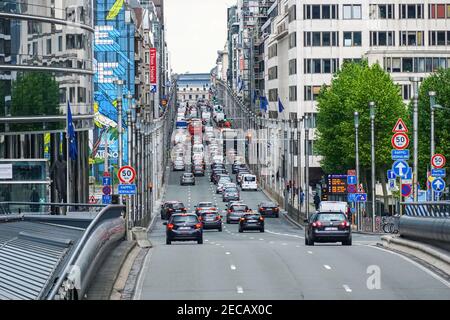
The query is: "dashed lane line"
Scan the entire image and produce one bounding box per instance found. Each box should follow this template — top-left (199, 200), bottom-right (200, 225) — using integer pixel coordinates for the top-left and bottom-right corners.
top-left (343, 285), bottom-right (352, 293)
top-left (324, 265), bottom-right (332, 270)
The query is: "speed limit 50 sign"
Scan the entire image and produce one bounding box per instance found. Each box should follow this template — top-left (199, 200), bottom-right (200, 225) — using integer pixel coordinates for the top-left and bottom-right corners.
top-left (431, 154), bottom-right (446, 169)
top-left (118, 166), bottom-right (137, 184)
top-left (391, 133), bottom-right (410, 150)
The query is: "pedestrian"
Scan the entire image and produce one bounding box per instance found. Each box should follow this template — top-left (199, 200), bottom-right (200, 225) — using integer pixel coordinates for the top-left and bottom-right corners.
top-left (300, 187), bottom-right (305, 207)
top-left (30, 187), bottom-right (40, 212)
top-left (314, 193), bottom-right (321, 211)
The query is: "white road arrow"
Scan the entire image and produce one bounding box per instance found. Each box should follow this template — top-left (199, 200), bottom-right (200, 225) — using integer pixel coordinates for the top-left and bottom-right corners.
top-left (434, 179), bottom-right (444, 191)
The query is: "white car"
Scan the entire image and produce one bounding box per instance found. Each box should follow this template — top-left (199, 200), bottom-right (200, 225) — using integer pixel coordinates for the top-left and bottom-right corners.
top-left (173, 159), bottom-right (185, 171)
top-left (216, 177), bottom-right (233, 194)
top-left (241, 174), bottom-right (258, 191)
top-left (205, 126), bottom-right (214, 133)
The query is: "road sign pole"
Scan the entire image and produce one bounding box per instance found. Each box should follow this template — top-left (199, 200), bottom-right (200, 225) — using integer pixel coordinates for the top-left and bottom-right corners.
top-left (370, 102), bottom-right (376, 232)
top-left (411, 77), bottom-right (422, 202)
top-left (355, 111), bottom-right (360, 231)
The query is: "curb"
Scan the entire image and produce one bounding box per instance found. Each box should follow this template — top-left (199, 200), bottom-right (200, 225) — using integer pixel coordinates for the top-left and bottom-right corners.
top-left (380, 235), bottom-right (450, 275)
top-left (282, 211), bottom-right (304, 230)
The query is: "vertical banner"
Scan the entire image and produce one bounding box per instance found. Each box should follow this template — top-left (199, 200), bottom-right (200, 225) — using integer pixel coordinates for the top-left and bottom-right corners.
top-left (150, 48), bottom-right (157, 86)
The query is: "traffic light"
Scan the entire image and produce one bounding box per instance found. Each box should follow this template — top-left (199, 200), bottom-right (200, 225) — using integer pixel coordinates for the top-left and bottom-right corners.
top-left (321, 187), bottom-right (329, 201)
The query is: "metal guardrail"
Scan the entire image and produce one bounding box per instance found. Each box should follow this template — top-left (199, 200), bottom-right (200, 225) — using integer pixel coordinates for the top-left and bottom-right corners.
top-left (0, 201), bottom-right (106, 215)
top-left (46, 204), bottom-right (126, 300)
top-left (402, 201), bottom-right (450, 218)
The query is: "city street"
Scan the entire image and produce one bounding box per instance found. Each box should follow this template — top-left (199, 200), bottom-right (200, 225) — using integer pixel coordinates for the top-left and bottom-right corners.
top-left (134, 164), bottom-right (450, 300)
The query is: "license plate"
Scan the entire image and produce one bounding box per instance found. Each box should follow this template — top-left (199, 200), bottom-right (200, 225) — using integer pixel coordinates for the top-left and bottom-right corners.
top-left (179, 227), bottom-right (190, 230)
top-left (325, 227), bottom-right (338, 231)
top-left (248, 220), bottom-right (257, 223)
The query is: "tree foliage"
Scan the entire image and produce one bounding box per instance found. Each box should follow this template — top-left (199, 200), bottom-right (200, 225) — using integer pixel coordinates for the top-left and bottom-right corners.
top-left (316, 61), bottom-right (409, 179)
top-left (10, 72), bottom-right (61, 131)
top-left (413, 68), bottom-right (450, 185)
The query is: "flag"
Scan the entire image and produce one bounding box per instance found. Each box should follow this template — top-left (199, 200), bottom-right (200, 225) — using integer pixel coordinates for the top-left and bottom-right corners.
top-left (278, 98), bottom-right (285, 113)
top-left (67, 102), bottom-right (78, 161)
top-left (106, 0), bottom-right (124, 20)
top-left (237, 76), bottom-right (243, 92)
top-left (253, 91), bottom-right (259, 105)
top-left (260, 96), bottom-right (268, 112)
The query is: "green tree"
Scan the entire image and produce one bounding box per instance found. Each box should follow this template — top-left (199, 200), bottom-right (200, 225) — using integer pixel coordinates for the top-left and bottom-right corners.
top-left (316, 61), bottom-right (409, 208)
top-left (413, 68), bottom-right (450, 187)
top-left (10, 72), bottom-right (61, 131)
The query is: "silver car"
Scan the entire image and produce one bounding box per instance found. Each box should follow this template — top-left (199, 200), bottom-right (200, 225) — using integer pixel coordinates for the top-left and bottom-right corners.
top-left (173, 159), bottom-right (185, 171)
top-left (180, 173), bottom-right (195, 186)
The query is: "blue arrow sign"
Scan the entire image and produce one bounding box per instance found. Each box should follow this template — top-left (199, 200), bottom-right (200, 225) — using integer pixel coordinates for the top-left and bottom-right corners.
top-left (404, 167), bottom-right (413, 180)
top-left (347, 175), bottom-right (357, 185)
top-left (392, 149), bottom-right (410, 160)
top-left (387, 170), bottom-right (396, 180)
top-left (355, 193), bottom-right (367, 202)
top-left (347, 194), bottom-right (356, 202)
top-left (103, 177), bottom-right (111, 186)
top-left (150, 85), bottom-right (157, 93)
top-left (118, 184), bottom-right (137, 195)
top-left (432, 169), bottom-right (446, 178)
top-left (393, 160), bottom-right (410, 178)
top-left (431, 178), bottom-right (446, 192)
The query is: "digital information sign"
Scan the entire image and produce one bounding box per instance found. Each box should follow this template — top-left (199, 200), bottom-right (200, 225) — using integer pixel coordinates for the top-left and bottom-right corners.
top-left (327, 175), bottom-right (348, 195)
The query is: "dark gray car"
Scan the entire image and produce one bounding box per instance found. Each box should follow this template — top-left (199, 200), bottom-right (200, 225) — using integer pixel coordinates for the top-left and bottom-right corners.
top-left (223, 187), bottom-right (240, 202)
top-left (180, 173), bottom-right (195, 186)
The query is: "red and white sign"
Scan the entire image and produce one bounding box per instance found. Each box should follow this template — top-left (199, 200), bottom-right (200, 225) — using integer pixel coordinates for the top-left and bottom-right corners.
top-left (118, 166), bottom-right (137, 184)
top-left (431, 154), bottom-right (446, 169)
top-left (150, 48), bottom-right (157, 85)
top-left (89, 196), bottom-right (98, 204)
top-left (393, 118), bottom-right (409, 133)
top-left (392, 133), bottom-right (410, 150)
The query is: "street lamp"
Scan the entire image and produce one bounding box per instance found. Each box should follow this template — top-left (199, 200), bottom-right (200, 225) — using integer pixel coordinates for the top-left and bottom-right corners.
top-left (369, 102), bottom-right (376, 232)
top-left (410, 77), bottom-right (422, 202)
top-left (115, 80), bottom-right (124, 170)
top-left (305, 115), bottom-right (310, 220)
top-left (354, 111), bottom-right (360, 230)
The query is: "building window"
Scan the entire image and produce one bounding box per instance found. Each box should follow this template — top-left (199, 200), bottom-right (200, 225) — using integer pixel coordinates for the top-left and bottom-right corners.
top-left (77, 87), bottom-right (86, 103)
top-left (344, 32), bottom-right (362, 46)
top-left (305, 113), bottom-right (317, 128)
top-left (69, 87), bottom-right (75, 103)
top-left (268, 66), bottom-right (278, 80)
top-left (289, 59), bottom-right (297, 75)
top-left (288, 5), bottom-right (297, 22)
top-left (268, 89), bottom-right (278, 102)
top-left (400, 31), bottom-right (424, 46)
top-left (304, 32), bottom-right (338, 46)
top-left (145, 52), bottom-right (149, 64)
top-left (402, 84), bottom-right (411, 100)
top-left (428, 3), bottom-right (450, 18)
top-left (370, 31), bottom-right (395, 46)
top-left (289, 32), bottom-right (297, 49)
top-left (46, 39), bottom-right (52, 55)
top-left (304, 59), bottom-right (339, 74)
top-left (59, 88), bottom-right (67, 103)
top-left (399, 4), bottom-right (424, 19)
top-left (304, 4), bottom-right (338, 19)
top-left (289, 86), bottom-right (297, 101)
top-left (343, 4), bottom-right (362, 19)
top-left (268, 44), bottom-right (277, 59)
top-left (369, 4), bottom-right (395, 19)
top-left (429, 31), bottom-right (450, 45)
top-left (384, 56), bottom-right (448, 73)
top-left (304, 86), bottom-right (322, 101)
top-left (145, 72), bottom-right (149, 84)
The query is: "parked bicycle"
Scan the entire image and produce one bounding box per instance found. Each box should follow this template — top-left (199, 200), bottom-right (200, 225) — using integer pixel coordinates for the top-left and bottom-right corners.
top-left (381, 215), bottom-right (400, 234)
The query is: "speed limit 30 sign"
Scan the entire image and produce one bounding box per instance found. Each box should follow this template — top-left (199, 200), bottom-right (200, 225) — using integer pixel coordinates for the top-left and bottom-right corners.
top-left (392, 133), bottom-right (410, 150)
top-left (118, 166), bottom-right (137, 184)
top-left (431, 154), bottom-right (446, 169)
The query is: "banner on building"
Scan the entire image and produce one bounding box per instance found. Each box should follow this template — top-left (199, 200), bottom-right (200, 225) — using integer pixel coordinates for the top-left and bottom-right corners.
top-left (150, 48), bottom-right (157, 85)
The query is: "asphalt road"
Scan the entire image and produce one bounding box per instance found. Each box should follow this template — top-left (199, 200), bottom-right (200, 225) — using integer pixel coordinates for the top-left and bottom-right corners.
top-left (134, 124), bottom-right (450, 300)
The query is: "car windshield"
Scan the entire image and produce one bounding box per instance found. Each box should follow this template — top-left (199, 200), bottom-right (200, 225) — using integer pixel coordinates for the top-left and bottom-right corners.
top-left (316, 213), bottom-right (347, 222)
top-left (184, 174), bottom-right (193, 178)
top-left (261, 203), bottom-right (276, 208)
top-left (172, 215), bottom-right (198, 223)
top-left (219, 178), bottom-right (231, 183)
top-left (232, 205), bottom-right (248, 212)
top-left (244, 214), bottom-right (260, 220)
top-left (199, 202), bottom-right (212, 207)
top-left (225, 188), bottom-right (238, 193)
top-left (170, 203), bottom-right (185, 209)
top-left (244, 176), bottom-right (256, 182)
top-left (202, 212), bottom-right (218, 218)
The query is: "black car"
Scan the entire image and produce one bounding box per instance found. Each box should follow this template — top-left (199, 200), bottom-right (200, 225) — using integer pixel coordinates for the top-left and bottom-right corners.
top-left (258, 202), bottom-right (280, 218)
top-left (239, 212), bottom-right (265, 233)
top-left (192, 165), bottom-right (205, 177)
top-left (160, 201), bottom-right (187, 220)
top-left (223, 187), bottom-right (240, 202)
top-left (304, 212), bottom-right (352, 246)
top-left (226, 203), bottom-right (250, 224)
top-left (199, 210), bottom-right (222, 232)
top-left (164, 214), bottom-right (203, 245)
top-left (232, 163), bottom-right (247, 174)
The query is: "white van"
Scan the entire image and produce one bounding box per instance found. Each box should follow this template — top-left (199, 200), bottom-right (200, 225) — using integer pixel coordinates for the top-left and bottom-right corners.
top-left (241, 174), bottom-right (258, 191)
top-left (319, 201), bottom-right (350, 216)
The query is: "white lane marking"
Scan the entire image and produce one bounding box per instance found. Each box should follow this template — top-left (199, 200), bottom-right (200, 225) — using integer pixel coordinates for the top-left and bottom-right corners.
top-left (225, 252), bottom-right (231, 255)
top-left (324, 265), bottom-right (332, 270)
top-left (205, 239), bottom-right (209, 242)
top-left (259, 238), bottom-right (264, 241)
top-left (308, 251), bottom-right (313, 254)
top-left (367, 245), bottom-right (450, 289)
top-left (282, 243), bottom-right (288, 246)
top-left (236, 286), bottom-right (244, 294)
top-left (133, 249), bottom-right (154, 300)
top-left (230, 265), bottom-right (237, 270)
top-left (266, 230), bottom-right (305, 240)
top-left (269, 241), bottom-right (275, 244)
top-left (296, 245), bottom-right (300, 248)
top-left (343, 285), bottom-right (352, 293)
top-left (216, 243), bottom-right (221, 246)
top-left (250, 237), bottom-right (254, 240)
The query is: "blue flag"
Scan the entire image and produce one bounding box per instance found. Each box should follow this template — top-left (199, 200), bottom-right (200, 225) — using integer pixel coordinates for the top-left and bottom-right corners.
top-left (278, 98), bottom-right (285, 113)
top-left (260, 96), bottom-right (268, 112)
top-left (253, 91), bottom-right (258, 105)
top-left (67, 101), bottom-right (77, 161)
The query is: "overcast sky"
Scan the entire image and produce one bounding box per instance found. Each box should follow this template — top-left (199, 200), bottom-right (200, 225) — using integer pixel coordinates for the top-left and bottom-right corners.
top-left (165, 0), bottom-right (233, 74)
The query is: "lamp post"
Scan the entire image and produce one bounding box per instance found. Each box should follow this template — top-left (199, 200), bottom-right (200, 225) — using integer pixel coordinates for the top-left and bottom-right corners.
top-left (305, 115), bottom-right (310, 220)
top-left (370, 102), bottom-right (376, 232)
top-left (410, 77), bottom-right (422, 202)
top-left (297, 117), bottom-right (302, 215)
top-left (354, 111), bottom-right (360, 230)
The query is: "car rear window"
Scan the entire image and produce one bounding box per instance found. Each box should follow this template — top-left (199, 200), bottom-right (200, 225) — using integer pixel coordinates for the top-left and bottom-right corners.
top-left (225, 188), bottom-right (238, 193)
top-left (316, 213), bottom-right (346, 222)
top-left (184, 174), bottom-right (193, 177)
top-left (172, 215), bottom-right (198, 223)
top-left (244, 214), bottom-right (261, 220)
top-left (232, 205), bottom-right (248, 211)
top-left (244, 176), bottom-right (256, 182)
top-left (202, 212), bottom-right (218, 218)
top-left (171, 203), bottom-right (185, 209)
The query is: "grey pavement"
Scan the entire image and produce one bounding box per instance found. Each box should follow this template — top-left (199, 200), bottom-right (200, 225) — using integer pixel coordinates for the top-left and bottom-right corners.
top-left (132, 161), bottom-right (450, 300)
